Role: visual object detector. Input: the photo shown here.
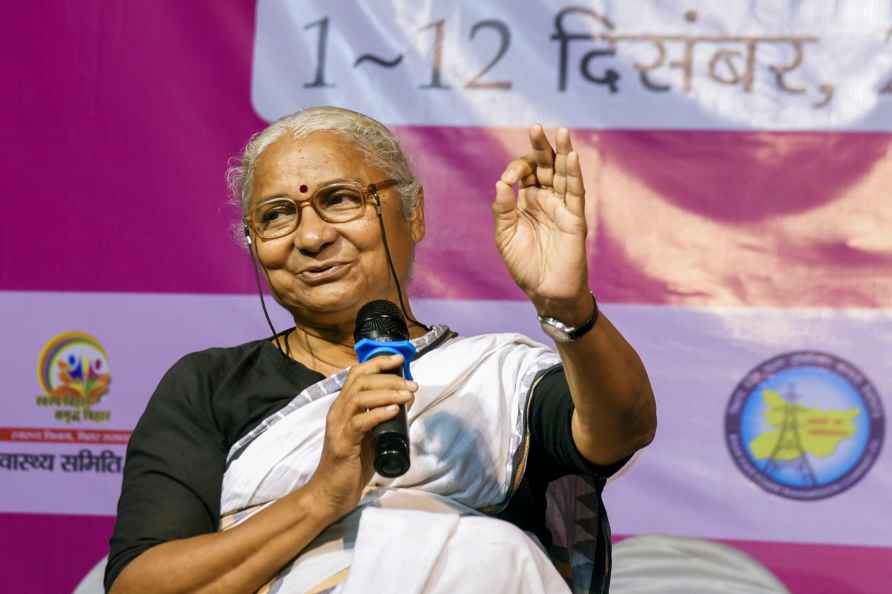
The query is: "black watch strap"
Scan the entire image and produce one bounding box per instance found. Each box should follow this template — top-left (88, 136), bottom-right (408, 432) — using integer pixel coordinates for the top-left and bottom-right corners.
top-left (566, 296), bottom-right (598, 339)
top-left (537, 293), bottom-right (599, 342)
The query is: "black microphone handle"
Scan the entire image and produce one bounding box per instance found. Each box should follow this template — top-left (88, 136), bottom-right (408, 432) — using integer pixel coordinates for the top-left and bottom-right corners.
top-left (369, 353), bottom-right (410, 478)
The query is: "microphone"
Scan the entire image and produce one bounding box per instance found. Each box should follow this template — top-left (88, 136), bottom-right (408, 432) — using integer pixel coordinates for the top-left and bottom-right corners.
top-left (353, 300), bottom-right (417, 478)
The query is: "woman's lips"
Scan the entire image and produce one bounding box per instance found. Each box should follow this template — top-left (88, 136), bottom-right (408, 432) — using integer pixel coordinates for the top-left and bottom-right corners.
top-left (296, 262), bottom-right (352, 285)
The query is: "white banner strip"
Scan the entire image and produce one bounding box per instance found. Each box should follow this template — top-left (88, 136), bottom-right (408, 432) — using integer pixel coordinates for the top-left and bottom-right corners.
top-left (253, 0), bottom-right (892, 131)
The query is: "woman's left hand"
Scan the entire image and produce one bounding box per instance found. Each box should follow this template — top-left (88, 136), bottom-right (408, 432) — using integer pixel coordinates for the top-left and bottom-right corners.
top-left (493, 125), bottom-right (592, 320)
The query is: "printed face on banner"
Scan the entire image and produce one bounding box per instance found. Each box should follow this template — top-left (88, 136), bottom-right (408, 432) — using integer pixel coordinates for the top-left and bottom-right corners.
top-left (251, 132), bottom-right (422, 322)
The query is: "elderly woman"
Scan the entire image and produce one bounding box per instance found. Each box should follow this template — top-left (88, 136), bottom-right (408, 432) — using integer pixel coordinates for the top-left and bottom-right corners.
top-left (105, 106), bottom-right (656, 594)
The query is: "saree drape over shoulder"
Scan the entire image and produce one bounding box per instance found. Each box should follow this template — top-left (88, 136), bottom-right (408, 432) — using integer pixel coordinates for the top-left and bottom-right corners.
top-left (220, 327), bottom-right (615, 594)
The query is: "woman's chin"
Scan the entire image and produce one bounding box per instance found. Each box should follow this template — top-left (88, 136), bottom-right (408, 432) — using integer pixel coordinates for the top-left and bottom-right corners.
top-left (283, 283), bottom-right (374, 319)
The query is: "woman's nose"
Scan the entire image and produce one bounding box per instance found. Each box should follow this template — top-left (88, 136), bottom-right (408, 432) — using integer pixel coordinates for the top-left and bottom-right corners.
top-left (292, 203), bottom-right (337, 254)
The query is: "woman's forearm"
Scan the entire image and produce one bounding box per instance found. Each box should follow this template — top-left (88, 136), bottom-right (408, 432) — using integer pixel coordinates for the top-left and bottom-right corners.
top-left (110, 480), bottom-right (338, 594)
top-left (550, 300), bottom-right (657, 466)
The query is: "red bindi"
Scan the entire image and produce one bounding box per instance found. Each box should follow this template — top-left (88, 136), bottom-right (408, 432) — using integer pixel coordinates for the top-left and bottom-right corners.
top-left (299, 184), bottom-right (308, 193)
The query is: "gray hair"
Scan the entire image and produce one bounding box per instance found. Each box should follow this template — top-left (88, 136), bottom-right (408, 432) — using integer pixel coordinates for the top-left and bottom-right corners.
top-left (227, 106), bottom-right (421, 242)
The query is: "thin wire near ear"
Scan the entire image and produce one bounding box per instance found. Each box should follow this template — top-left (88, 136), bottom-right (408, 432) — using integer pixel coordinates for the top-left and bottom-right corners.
top-left (246, 229), bottom-right (289, 357)
top-left (370, 190), bottom-right (431, 333)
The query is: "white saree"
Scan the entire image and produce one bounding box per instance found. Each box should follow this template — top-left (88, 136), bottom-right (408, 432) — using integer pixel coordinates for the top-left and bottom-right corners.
top-left (219, 326), bottom-right (612, 594)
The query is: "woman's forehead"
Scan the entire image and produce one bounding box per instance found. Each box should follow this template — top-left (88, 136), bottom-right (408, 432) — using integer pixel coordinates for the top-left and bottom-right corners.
top-left (258, 132), bottom-right (373, 179)
top-left (251, 132), bottom-right (385, 202)
top-left (253, 133), bottom-right (394, 206)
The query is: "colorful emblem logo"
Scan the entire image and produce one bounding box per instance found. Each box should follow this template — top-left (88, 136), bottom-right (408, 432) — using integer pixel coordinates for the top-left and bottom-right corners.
top-left (36, 332), bottom-right (112, 423)
top-left (726, 351), bottom-right (884, 500)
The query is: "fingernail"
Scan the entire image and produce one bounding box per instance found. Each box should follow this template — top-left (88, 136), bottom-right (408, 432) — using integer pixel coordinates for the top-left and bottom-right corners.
top-left (408, 381), bottom-right (419, 390)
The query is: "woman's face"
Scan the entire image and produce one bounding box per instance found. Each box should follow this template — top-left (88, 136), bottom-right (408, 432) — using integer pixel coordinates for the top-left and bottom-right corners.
top-left (249, 131), bottom-right (424, 327)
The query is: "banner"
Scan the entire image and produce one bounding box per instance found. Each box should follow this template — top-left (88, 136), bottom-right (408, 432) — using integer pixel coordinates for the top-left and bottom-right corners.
top-left (254, 0), bottom-right (892, 130)
top-left (3, 2), bottom-right (890, 592)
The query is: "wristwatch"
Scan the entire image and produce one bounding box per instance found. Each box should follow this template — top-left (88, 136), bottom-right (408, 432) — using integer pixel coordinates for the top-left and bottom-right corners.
top-left (537, 293), bottom-right (599, 343)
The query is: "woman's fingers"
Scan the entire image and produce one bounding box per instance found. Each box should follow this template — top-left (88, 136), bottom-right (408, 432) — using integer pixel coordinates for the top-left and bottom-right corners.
top-left (353, 388), bottom-right (415, 411)
top-left (495, 126), bottom-right (586, 227)
top-left (493, 180), bottom-right (520, 234)
top-left (348, 372), bottom-right (417, 392)
top-left (555, 126), bottom-right (574, 155)
top-left (341, 354), bottom-right (405, 389)
top-left (553, 128), bottom-right (575, 198)
top-left (529, 124), bottom-right (556, 187)
top-left (355, 353), bottom-right (405, 374)
top-left (499, 156), bottom-right (536, 187)
top-left (345, 388), bottom-right (414, 440)
top-left (565, 150), bottom-right (586, 217)
top-left (495, 156), bottom-right (537, 230)
top-left (349, 403), bottom-right (403, 435)
top-left (335, 356), bottom-right (418, 443)
top-left (344, 375), bottom-right (415, 410)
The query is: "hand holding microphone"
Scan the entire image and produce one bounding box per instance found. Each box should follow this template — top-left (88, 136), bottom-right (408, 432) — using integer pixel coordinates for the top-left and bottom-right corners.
top-left (309, 300), bottom-right (416, 520)
top-left (353, 300), bottom-right (417, 478)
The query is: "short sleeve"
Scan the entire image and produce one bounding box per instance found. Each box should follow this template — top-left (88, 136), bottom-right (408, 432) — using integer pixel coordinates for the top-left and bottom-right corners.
top-left (529, 365), bottom-right (631, 482)
top-left (104, 353), bottom-right (227, 592)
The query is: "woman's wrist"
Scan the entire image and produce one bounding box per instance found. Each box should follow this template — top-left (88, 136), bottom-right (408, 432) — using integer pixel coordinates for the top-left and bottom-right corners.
top-left (301, 475), bottom-right (359, 525)
top-left (292, 479), bottom-right (342, 528)
top-left (531, 290), bottom-right (595, 327)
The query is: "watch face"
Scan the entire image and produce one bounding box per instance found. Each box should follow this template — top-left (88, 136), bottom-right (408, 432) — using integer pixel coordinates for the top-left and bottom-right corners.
top-left (537, 294), bottom-right (598, 343)
top-left (540, 320), bottom-right (572, 343)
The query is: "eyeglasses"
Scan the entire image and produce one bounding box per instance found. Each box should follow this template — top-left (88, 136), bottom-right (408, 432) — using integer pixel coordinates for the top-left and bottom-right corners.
top-left (247, 178), bottom-right (400, 241)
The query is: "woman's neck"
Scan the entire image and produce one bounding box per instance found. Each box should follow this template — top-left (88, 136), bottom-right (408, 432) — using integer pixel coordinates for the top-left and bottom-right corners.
top-left (283, 310), bottom-right (429, 375)
top-left (286, 325), bottom-right (355, 375)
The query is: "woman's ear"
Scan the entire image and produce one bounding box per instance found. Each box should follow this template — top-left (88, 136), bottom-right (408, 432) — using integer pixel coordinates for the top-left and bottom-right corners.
top-left (408, 186), bottom-right (425, 243)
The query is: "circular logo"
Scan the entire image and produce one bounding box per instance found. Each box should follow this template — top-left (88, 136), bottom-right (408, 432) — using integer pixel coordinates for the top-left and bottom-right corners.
top-left (726, 351), bottom-right (884, 500)
top-left (37, 332), bottom-right (112, 406)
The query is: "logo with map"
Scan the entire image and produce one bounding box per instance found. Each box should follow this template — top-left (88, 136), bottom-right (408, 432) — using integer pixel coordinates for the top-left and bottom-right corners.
top-left (726, 351), bottom-right (884, 500)
top-left (36, 331), bottom-right (112, 423)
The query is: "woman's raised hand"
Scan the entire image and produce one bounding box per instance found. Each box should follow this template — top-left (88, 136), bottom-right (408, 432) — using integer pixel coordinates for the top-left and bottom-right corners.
top-left (493, 125), bottom-right (592, 320)
top-left (310, 354), bottom-right (417, 519)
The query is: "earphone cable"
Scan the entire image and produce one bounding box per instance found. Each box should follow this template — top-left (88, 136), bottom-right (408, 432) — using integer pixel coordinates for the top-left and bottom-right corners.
top-left (248, 238), bottom-right (289, 357)
top-left (375, 205), bottom-right (431, 333)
